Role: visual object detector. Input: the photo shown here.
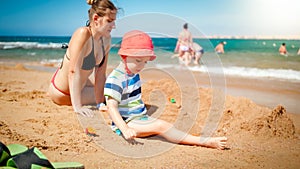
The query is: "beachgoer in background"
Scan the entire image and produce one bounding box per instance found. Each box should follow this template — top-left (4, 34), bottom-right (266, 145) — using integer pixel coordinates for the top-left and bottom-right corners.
top-left (177, 23), bottom-right (193, 65)
top-left (104, 30), bottom-right (228, 150)
top-left (215, 41), bottom-right (226, 54)
top-left (279, 43), bottom-right (288, 56)
top-left (297, 48), bottom-right (300, 55)
top-left (191, 42), bottom-right (204, 65)
top-left (48, 0), bottom-right (117, 117)
top-left (174, 40), bottom-right (180, 53)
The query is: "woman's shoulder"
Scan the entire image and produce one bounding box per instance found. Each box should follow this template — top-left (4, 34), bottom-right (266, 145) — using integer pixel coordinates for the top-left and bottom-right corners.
top-left (72, 27), bottom-right (91, 40)
top-left (76, 27), bottom-right (91, 35)
top-left (68, 27), bottom-right (91, 47)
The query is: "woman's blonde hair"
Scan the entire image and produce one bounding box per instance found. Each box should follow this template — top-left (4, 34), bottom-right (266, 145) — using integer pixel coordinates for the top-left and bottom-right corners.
top-left (86, 0), bottom-right (117, 21)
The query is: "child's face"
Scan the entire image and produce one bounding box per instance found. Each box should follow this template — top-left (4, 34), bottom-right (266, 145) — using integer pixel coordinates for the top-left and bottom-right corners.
top-left (126, 56), bottom-right (151, 74)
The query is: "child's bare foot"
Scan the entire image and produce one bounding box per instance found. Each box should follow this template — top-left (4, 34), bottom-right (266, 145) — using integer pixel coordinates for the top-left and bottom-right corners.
top-left (200, 137), bottom-right (228, 150)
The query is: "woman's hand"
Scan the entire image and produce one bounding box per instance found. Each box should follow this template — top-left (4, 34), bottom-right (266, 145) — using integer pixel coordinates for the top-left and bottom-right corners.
top-left (75, 107), bottom-right (94, 117)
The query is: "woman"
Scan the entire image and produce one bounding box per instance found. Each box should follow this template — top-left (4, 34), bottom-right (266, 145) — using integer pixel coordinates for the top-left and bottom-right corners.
top-left (215, 41), bottom-right (225, 54)
top-left (48, 0), bottom-right (117, 117)
top-left (177, 23), bottom-right (193, 65)
top-left (279, 43), bottom-right (288, 56)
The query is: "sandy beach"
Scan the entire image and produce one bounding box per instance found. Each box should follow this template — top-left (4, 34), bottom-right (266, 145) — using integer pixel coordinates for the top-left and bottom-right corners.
top-left (0, 63), bottom-right (299, 168)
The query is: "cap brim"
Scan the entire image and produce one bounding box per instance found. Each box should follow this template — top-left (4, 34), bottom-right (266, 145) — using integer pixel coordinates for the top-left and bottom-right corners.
top-left (118, 49), bottom-right (156, 61)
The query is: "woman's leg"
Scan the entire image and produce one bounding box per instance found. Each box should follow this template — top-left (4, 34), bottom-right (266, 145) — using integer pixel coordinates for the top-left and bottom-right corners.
top-left (81, 78), bottom-right (97, 105)
top-left (80, 73), bottom-right (97, 105)
top-left (128, 118), bottom-right (227, 149)
top-left (48, 81), bottom-right (95, 106)
top-left (48, 83), bottom-right (72, 105)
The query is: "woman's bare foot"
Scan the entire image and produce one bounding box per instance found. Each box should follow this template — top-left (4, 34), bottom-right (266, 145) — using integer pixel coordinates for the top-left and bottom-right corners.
top-left (199, 137), bottom-right (228, 150)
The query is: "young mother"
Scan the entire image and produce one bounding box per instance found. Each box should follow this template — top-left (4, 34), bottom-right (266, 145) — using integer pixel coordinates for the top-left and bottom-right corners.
top-left (48, 0), bottom-right (117, 117)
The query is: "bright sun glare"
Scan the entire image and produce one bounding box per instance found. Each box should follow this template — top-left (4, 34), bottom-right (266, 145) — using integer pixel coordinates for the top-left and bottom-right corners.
top-left (240, 0), bottom-right (300, 36)
top-left (252, 0), bottom-right (300, 35)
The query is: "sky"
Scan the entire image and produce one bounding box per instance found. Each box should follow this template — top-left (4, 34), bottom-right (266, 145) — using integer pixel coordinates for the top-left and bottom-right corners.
top-left (0, 0), bottom-right (299, 38)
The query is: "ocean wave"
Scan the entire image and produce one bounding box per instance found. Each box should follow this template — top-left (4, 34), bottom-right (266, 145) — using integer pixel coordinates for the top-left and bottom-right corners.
top-left (40, 59), bottom-right (62, 64)
top-left (155, 64), bottom-right (300, 81)
top-left (221, 67), bottom-right (300, 81)
top-left (0, 41), bottom-right (65, 49)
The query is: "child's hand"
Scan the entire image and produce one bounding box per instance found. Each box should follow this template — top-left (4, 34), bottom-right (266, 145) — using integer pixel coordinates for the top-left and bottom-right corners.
top-left (122, 128), bottom-right (137, 140)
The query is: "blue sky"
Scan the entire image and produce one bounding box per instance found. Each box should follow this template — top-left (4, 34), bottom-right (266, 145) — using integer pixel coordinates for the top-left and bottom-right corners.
top-left (0, 0), bottom-right (299, 37)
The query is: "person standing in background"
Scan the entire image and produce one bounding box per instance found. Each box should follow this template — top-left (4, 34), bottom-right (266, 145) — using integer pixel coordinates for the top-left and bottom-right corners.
top-left (176, 23), bottom-right (193, 65)
top-left (215, 41), bottom-right (226, 54)
top-left (191, 42), bottom-right (204, 65)
top-left (279, 43), bottom-right (288, 56)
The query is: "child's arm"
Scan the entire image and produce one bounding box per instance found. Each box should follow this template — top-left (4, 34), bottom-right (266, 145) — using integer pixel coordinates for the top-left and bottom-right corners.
top-left (107, 97), bottom-right (137, 140)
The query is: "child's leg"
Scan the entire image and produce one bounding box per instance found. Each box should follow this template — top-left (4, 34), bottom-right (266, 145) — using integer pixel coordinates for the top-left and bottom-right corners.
top-left (194, 53), bottom-right (201, 65)
top-left (183, 52), bottom-right (191, 66)
top-left (128, 118), bottom-right (227, 149)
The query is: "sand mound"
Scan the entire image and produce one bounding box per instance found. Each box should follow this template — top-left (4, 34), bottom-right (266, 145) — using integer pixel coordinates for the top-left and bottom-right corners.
top-left (241, 105), bottom-right (295, 138)
top-left (14, 63), bottom-right (28, 70)
top-left (142, 79), bottom-right (296, 139)
top-left (42, 63), bottom-right (56, 67)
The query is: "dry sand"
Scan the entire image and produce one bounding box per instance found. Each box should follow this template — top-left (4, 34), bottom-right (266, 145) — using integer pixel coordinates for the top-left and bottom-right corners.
top-left (0, 63), bottom-right (299, 168)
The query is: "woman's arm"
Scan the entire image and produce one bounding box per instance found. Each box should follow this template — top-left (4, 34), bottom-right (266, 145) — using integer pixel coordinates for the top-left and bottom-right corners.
top-left (68, 27), bottom-right (92, 115)
top-left (107, 97), bottom-right (137, 140)
top-left (189, 32), bottom-right (193, 47)
top-left (178, 32), bottom-right (183, 45)
top-left (94, 37), bottom-right (111, 105)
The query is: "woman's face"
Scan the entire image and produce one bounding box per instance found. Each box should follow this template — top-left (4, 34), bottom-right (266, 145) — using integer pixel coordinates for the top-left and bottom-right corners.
top-left (96, 10), bottom-right (116, 37)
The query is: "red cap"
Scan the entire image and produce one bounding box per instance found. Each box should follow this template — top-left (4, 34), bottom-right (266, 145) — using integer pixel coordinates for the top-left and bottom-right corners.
top-left (118, 30), bottom-right (156, 61)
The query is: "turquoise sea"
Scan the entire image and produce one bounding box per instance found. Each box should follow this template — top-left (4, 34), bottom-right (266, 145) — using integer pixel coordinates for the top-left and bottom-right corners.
top-left (0, 36), bottom-right (300, 81)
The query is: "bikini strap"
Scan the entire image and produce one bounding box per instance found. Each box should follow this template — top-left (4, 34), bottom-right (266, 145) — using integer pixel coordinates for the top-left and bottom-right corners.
top-left (96, 37), bottom-right (106, 68)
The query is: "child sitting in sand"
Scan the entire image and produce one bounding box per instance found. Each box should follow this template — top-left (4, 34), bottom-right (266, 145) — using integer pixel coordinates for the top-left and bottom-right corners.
top-left (104, 30), bottom-right (227, 150)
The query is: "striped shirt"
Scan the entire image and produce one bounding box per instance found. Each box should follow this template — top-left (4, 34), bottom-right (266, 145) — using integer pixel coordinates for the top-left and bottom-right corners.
top-left (104, 67), bottom-right (147, 118)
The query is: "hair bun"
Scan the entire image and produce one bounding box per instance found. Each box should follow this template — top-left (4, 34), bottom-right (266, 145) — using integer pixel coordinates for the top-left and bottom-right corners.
top-left (87, 0), bottom-right (97, 5)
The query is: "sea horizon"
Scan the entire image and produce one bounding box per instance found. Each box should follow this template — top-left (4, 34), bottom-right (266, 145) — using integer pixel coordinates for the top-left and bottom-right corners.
top-left (0, 34), bottom-right (299, 40)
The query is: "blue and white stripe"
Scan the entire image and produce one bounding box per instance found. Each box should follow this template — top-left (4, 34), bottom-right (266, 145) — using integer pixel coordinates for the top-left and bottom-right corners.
top-left (104, 67), bottom-right (146, 118)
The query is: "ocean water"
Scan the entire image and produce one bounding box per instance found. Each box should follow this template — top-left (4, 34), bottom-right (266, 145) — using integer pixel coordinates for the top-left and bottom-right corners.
top-left (0, 36), bottom-right (300, 82)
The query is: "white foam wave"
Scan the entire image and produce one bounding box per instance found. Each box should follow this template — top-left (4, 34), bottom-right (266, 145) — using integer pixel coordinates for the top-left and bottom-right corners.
top-left (40, 59), bottom-right (62, 64)
top-left (0, 41), bottom-right (64, 49)
top-left (155, 64), bottom-right (300, 81)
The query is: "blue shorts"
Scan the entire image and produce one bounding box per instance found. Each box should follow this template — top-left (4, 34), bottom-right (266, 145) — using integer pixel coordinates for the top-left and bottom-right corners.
top-left (111, 114), bottom-right (149, 136)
